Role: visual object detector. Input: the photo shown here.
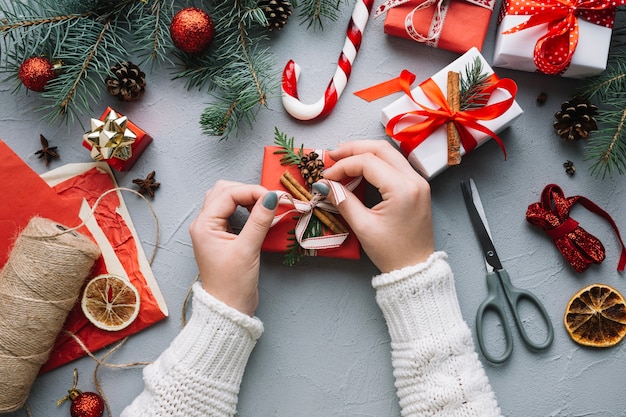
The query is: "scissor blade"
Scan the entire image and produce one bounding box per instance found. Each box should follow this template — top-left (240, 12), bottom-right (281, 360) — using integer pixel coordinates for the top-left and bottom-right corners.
top-left (461, 179), bottom-right (503, 272)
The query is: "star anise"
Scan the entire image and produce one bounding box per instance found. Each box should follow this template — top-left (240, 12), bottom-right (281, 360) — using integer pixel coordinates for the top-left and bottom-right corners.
top-left (132, 170), bottom-right (160, 198)
top-left (35, 134), bottom-right (59, 166)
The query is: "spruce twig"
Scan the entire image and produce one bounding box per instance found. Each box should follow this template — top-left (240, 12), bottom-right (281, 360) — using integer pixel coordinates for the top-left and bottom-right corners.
top-left (273, 127), bottom-right (304, 165)
top-left (294, 0), bottom-right (347, 30)
top-left (459, 56), bottom-right (494, 111)
top-left (579, 25), bottom-right (626, 178)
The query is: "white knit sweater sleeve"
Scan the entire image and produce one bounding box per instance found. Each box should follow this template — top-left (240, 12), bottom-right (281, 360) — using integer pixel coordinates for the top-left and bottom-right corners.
top-left (372, 251), bottom-right (502, 417)
top-left (120, 282), bottom-right (263, 417)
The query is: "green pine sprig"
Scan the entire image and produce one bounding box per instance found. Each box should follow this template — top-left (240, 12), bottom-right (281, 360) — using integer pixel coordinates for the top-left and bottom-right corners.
top-left (579, 25), bottom-right (626, 178)
top-left (272, 126), bottom-right (304, 165)
top-left (293, 0), bottom-right (349, 30)
top-left (459, 56), bottom-right (494, 111)
top-left (283, 215), bottom-right (325, 265)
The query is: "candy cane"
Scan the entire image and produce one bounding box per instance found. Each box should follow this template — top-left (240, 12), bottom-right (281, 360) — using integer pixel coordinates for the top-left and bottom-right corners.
top-left (281, 0), bottom-right (375, 121)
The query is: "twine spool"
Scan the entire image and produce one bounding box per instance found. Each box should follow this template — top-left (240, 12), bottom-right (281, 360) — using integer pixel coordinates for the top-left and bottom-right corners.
top-left (0, 217), bottom-right (100, 413)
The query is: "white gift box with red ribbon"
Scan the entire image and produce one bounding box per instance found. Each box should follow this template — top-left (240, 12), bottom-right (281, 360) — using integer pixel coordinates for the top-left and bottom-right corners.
top-left (381, 47), bottom-right (523, 180)
top-left (493, 15), bottom-right (612, 78)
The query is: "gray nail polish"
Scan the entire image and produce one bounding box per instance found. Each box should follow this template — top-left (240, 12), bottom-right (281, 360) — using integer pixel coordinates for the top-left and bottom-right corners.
top-left (312, 182), bottom-right (330, 196)
top-left (262, 192), bottom-right (278, 210)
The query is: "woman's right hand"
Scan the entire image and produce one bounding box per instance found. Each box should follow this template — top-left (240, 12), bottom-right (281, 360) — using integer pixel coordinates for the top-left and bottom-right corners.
top-left (318, 140), bottom-right (435, 273)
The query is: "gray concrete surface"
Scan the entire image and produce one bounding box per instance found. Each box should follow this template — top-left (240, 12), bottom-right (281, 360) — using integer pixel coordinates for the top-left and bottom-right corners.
top-left (2, 3), bottom-right (625, 416)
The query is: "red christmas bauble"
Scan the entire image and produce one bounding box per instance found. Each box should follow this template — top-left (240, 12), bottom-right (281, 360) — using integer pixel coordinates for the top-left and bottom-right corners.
top-left (170, 7), bottom-right (215, 54)
top-left (69, 391), bottom-right (105, 417)
top-left (18, 56), bottom-right (56, 92)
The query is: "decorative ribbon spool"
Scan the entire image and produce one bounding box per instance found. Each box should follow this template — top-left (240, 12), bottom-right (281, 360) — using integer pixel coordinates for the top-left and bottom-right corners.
top-left (0, 217), bottom-right (100, 413)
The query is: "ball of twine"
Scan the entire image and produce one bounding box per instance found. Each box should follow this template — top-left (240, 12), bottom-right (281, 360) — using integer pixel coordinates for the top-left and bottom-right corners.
top-left (0, 217), bottom-right (100, 413)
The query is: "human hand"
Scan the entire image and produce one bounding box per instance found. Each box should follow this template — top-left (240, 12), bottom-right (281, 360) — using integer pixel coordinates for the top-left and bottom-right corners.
top-left (189, 181), bottom-right (278, 316)
top-left (318, 140), bottom-right (434, 273)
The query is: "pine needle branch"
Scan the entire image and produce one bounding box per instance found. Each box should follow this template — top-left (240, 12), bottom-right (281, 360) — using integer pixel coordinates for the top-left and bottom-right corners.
top-left (586, 105), bottom-right (626, 179)
top-left (459, 56), bottom-right (493, 111)
top-left (273, 127), bottom-right (304, 165)
top-left (580, 25), bottom-right (626, 178)
top-left (294, 0), bottom-right (347, 30)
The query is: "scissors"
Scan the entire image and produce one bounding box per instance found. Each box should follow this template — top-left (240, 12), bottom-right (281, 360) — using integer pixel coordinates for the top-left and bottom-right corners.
top-left (461, 178), bottom-right (554, 363)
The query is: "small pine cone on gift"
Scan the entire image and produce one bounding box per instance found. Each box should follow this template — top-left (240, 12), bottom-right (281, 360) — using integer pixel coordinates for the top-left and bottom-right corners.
top-left (553, 96), bottom-right (598, 141)
top-left (259, 0), bottom-right (292, 31)
top-left (297, 151), bottom-right (324, 185)
top-left (105, 61), bottom-right (146, 101)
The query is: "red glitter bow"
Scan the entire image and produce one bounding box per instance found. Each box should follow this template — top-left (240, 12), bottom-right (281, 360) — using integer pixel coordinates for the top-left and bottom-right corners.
top-left (502, 0), bottom-right (623, 75)
top-left (526, 184), bottom-right (626, 272)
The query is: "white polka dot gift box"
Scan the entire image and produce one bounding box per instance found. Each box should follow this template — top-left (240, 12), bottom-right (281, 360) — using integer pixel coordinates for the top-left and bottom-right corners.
top-left (380, 47), bottom-right (523, 180)
top-left (492, 0), bottom-right (624, 78)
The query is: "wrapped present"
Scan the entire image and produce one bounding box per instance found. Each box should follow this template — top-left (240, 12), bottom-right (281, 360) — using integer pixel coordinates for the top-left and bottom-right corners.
top-left (377, 0), bottom-right (495, 53)
top-left (381, 47), bottom-right (523, 179)
top-left (492, 0), bottom-right (624, 77)
top-left (82, 107), bottom-right (152, 171)
top-left (261, 146), bottom-right (364, 261)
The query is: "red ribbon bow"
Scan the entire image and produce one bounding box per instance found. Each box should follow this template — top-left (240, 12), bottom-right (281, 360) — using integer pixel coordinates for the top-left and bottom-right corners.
top-left (502, 0), bottom-right (622, 75)
top-left (526, 184), bottom-right (626, 272)
top-left (383, 70), bottom-right (517, 158)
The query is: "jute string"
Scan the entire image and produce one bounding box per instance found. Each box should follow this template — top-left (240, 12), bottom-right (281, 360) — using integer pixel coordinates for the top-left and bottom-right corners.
top-left (0, 217), bottom-right (101, 413)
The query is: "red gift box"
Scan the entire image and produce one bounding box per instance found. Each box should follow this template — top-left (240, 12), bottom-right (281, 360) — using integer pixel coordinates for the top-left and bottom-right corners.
top-left (260, 146), bottom-right (364, 260)
top-left (82, 107), bottom-right (152, 171)
top-left (382, 0), bottom-right (495, 53)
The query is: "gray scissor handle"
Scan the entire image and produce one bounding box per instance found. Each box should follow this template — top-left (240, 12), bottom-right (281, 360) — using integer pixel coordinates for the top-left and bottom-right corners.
top-left (497, 269), bottom-right (554, 351)
top-left (476, 272), bottom-right (513, 364)
top-left (476, 270), bottom-right (554, 363)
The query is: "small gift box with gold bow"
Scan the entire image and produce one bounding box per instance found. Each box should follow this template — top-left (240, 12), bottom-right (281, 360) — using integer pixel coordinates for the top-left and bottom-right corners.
top-left (260, 146), bottom-right (364, 264)
top-left (377, 0), bottom-right (495, 53)
top-left (493, 0), bottom-right (623, 78)
top-left (380, 47), bottom-right (523, 180)
top-left (82, 107), bottom-right (152, 171)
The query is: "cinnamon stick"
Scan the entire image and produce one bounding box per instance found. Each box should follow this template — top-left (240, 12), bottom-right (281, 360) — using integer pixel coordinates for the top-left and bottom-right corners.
top-left (447, 71), bottom-right (462, 166)
top-left (280, 171), bottom-right (348, 235)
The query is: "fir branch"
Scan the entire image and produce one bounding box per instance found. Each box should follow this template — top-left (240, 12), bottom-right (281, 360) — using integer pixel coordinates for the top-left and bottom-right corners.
top-left (193, 0), bottom-right (277, 137)
top-left (459, 56), bottom-right (493, 111)
top-left (273, 127), bottom-right (304, 165)
top-left (283, 216), bottom-right (324, 265)
top-left (579, 60), bottom-right (626, 100)
top-left (586, 105), bottom-right (626, 179)
top-left (38, 17), bottom-right (128, 124)
top-left (294, 0), bottom-right (347, 30)
top-left (131, 0), bottom-right (175, 66)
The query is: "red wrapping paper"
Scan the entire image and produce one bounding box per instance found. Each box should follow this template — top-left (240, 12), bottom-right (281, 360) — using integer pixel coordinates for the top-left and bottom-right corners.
top-left (82, 107), bottom-right (152, 172)
top-left (40, 163), bottom-right (168, 372)
top-left (383, 0), bottom-right (493, 53)
top-left (260, 146), bottom-right (364, 260)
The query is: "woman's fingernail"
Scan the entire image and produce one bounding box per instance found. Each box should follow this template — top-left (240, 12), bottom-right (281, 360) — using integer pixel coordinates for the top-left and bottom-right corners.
top-left (262, 192), bottom-right (278, 209)
top-left (312, 182), bottom-right (330, 196)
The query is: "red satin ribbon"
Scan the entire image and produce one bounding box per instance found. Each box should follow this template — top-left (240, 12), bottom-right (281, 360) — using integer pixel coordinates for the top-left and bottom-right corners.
top-left (383, 70), bottom-right (517, 158)
top-left (526, 184), bottom-right (626, 272)
top-left (502, 0), bottom-right (622, 75)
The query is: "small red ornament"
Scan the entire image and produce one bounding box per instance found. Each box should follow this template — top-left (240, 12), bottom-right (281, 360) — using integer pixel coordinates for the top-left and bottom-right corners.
top-left (58, 369), bottom-right (105, 417)
top-left (170, 7), bottom-right (215, 54)
top-left (18, 56), bottom-right (56, 92)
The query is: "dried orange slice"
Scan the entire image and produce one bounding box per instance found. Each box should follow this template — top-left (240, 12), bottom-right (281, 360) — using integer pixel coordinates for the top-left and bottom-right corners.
top-left (81, 274), bottom-right (140, 331)
top-left (564, 284), bottom-right (626, 347)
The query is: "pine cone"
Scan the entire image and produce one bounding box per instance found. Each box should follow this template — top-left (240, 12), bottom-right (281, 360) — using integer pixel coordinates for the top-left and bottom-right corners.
top-left (553, 96), bottom-right (598, 141)
top-left (297, 151), bottom-right (324, 186)
top-left (259, 0), bottom-right (292, 31)
top-left (105, 61), bottom-right (146, 101)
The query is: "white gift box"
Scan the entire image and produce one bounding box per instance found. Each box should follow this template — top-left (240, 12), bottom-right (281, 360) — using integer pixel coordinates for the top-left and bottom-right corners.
top-left (493, 15), bottom-right (612, 78)
top-left (381, 47), bottom-right (524, 180)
